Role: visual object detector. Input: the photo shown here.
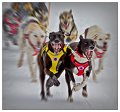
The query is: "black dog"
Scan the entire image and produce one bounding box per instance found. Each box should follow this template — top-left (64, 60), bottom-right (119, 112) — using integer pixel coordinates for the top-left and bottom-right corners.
top-left (65, 35), bottom-right (95, 100)
top-left (37, 31), bottom-right (74, 101)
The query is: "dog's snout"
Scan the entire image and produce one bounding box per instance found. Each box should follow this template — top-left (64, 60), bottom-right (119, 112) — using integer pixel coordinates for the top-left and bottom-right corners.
top-left (64, 21), bottom-right (67, 25)
top-left (55, 39), bottom-right (60, 43)
top-left (90, 46), bottom-right (94, 50)
top-left (104, 42), bottom-right (107, 45)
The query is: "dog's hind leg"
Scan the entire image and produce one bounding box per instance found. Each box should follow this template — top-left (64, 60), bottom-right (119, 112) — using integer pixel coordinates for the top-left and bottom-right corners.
top-left (65, 70), bottom-right (73, 102)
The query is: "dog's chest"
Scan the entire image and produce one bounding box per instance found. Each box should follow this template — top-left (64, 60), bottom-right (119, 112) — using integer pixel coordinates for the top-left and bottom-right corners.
top-left (71, 54), bottom-right (89, 76)
top-left (45, 49), bottom-right (66, 74)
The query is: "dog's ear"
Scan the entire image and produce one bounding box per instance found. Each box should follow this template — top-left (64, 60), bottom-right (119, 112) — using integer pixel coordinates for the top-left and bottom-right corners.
top-left (79, 35), bottom-right (83, 40)
top-left (69, 9), bottom-right (72, 14)
top-left (106, 33), bottom-right (111, 40)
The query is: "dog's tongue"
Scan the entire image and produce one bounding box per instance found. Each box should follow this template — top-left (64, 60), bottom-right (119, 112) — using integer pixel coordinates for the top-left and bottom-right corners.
top-left (64, 24), bottom-right (69, 29)
top-left (85, 50), bottom-right (93, 60)
top-left (54, 44), bottom-right (62, 54)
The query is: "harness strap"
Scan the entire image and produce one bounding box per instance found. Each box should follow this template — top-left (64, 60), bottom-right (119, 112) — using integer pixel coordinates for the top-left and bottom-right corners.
top-left (70, 48), bottom-right (89, 76)
top-left (41, 44), bottom-right (67, 74)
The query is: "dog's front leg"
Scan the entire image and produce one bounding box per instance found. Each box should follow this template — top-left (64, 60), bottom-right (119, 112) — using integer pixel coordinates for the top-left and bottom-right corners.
top-left (91, 58), bottom-right (97, 81)
top-left (65, 70), bottom-right (73, 102)
top-left (17, 37), bottom-right (25, 67)
top-left (95, 58), bottom-right (104, 75)
top-left (27, 50), bottom-right (37, 82)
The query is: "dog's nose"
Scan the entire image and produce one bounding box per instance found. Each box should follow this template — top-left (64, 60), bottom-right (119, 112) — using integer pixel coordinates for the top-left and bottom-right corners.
top-left (90, 46), bottom-right (94, 50)
top-left (55, 39), bottom-right (60, 43)
top-left (104, 42), bottom-right (107, 45)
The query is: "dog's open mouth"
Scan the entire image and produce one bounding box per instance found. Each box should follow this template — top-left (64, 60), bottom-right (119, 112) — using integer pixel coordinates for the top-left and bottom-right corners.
top-left (84, 50), bottom-right (93, 60)
top-left (64, 23), bottom-right (69, 29)
top-left (51, 42), bottom-right (63, 54)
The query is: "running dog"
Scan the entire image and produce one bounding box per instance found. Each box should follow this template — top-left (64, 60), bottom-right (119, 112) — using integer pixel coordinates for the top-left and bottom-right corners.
top-left (65, 35), bottom-right (95, 101)
top-left (17, 3), bottom-right (50, 82)
top-left (82, 25), bottom-right (111, 81)
top-left (59, 10), bottom-right (78, 43)
top-left (17, 17), bottom-right (47, 82)
top-left (38, 31), bottom-right (75, 101)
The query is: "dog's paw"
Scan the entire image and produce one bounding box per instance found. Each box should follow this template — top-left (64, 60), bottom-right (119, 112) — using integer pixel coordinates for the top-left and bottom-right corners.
top-left (46, 78), bottom-right (54, 88)
top-left (72, 83), bottom-right (81, 92)
top-left (41, 96), bottom-right (47, 101)
top-left (67, 97), bottom-right (73, 102)
top-left (47, 92), bottom-right (53, 97)
top-left (52, 75), bottom-right (60, 86)
top-left (82, 90), bottom-right (88, 97)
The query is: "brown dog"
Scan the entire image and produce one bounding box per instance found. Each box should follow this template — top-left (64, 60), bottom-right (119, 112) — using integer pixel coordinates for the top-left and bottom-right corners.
top-left (59, 10), bottom-right (78, 43)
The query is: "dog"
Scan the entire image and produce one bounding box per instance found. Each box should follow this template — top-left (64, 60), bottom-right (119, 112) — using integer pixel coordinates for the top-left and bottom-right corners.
top-left (17, 16), bottom-right (47, 82)
top-left (82, 25), bottom-right (111, 81)
top-left (65, 35), bottom-right (95, 101)
top-left (17, 3), bottom-right (50, 82)
top-left (37, 31), bottom-right (75, 101)
top-left (59, 10), bottom-right (78, 43)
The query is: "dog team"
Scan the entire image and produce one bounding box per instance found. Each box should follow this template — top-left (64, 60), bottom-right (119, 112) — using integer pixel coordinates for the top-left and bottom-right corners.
top-left (3, 2), bottom-right (111, 102)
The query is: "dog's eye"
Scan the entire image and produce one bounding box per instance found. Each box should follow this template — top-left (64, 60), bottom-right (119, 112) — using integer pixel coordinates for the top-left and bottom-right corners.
top-left (99, 38), bottom-right (102, 41)
top-left (105, 37), bottom-right (109, 40)
top-left (34, 35), bottom-right (38, 38)
top-left (41, 35), bottom-right (44, 38)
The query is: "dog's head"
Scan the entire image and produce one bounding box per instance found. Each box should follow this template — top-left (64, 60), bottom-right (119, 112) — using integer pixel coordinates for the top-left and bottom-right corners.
top-left (48, 31), bottom-right (64, 54)
top-left (59, 10), bottom-right (73, 29)
top-left (28, 28), bottom-right (46, 48)
top-left (93, 33), bottom-right (111, 51)
top-left (85, 25), bottom-right (111, 51)
top-left (78, 35), bottom-right (95, 60)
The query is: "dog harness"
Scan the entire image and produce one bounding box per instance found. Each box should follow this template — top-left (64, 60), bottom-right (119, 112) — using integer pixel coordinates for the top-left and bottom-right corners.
top-left (41, 44), bottom-right (68, 74)
top-left (70, 49), bottom-right (89, 76)
top-left (94, 48), bottom-right (105, 58)
top-left (4, 18), bottom-right (19, 35)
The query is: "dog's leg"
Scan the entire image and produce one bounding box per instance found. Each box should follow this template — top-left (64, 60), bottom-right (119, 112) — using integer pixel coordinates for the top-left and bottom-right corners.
top-left (40, 71), bottom-right (47, 101)
top-left (27, 50), bottom-right (37, 82)
top-left (95, 58), bottom-right (104, 75)
top-left (65, 70), bottom-right (73, 102)
top-left (46, 78), bottom-right (53, 97)
top-left (99, 58), bottom-right (104, 70)
top-left (82, 79), bottom-right (88, 97)
top-left (17, 32), bottom-right (25, 68)
top-left (92, 58), bottom-right (97, 81)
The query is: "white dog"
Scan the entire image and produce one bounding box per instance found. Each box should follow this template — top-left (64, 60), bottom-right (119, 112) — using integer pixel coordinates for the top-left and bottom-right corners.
top-left (17, 17), bottom-right (47, 82)
top-left (82, 25), bottom-right (111, 81)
